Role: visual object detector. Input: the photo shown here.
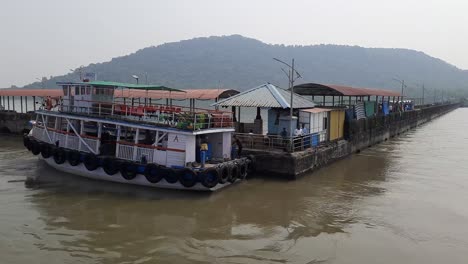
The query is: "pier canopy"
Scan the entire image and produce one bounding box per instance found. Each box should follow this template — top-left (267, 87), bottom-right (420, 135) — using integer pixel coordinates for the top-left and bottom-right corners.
top-left (212, 83), bottom-right (315, 109)
top-left (292, 83), bottom-right (401, 97)
top-left (0, 87), bottom-right (239, 100)
top-left (0, 89), bottom-right (62, 97)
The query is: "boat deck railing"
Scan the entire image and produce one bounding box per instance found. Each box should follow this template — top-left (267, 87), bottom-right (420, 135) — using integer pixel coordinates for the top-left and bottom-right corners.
top-left (43, 98), bottom-right (234, 131)
top-left (32, 123), bottom-right (174, 162)
top-left (31, 125), bottom-right (100, 154)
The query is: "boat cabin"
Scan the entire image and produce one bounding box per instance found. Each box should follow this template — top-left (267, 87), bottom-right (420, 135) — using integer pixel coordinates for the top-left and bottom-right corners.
top-left (33, 81), bottom-right (236, 169)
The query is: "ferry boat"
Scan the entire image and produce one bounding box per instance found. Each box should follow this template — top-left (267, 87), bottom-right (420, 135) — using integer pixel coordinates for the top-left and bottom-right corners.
top-left (23, 81), bottom-right (253, 191)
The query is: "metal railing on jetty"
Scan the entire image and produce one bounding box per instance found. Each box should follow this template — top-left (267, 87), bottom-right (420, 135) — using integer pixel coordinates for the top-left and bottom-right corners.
top-left (235, 131), bottom-right (327, 153)
top-left (44, 98), bottom-right (234, 131)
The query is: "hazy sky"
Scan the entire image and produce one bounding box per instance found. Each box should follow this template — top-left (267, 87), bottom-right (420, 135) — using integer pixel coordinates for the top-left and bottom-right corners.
top-left (1, 0), bottom-right (467, 87)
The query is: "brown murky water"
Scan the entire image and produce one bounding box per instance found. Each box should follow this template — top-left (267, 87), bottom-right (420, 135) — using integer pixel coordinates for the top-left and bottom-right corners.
top-left (1, 109), bottom-right (468, 264)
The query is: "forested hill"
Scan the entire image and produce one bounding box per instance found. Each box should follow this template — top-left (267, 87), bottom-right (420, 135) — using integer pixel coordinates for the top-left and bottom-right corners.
top-left (25, 35), bottom-right (468, 97)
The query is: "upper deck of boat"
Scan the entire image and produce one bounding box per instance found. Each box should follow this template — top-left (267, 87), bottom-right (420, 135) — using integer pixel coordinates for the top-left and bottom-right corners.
top-left (38, 99), bottom-right (234, 135)
top-left (34, 81), bottom-right (236, 134)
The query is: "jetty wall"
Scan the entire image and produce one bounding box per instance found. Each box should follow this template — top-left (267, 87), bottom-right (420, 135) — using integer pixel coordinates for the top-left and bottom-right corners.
top-left (246, 103), bottom-right (460, 179)
top-left (0, 112), bottom-right (33, 134)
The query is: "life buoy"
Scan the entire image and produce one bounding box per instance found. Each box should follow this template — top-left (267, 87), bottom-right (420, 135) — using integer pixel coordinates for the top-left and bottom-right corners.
top-left (162, 167), bottom-right (178, 184)
top-left (31, 140), bottom-right (41, 155)
top-left (229, 162), bottom-right (240, 183)
top-left (198, 167), bottom-right (219, 188)
top-left (67, 150), bottom-right (81, 166)
top-left (144, 164), bottom-right (163, 183)
top-left (178, 168), bottom-right (198, 188)
top-left (53, 148), bottom-right (67, 164)
top-left (83, 154), bottom-right (100, 171)
top-left (102, 157), bottom-right (120, 175)
top-left (239, 161), bottom-right (248, 179)
top-left (218, 164), bottom-right (230, 184)
top-left (120, 162), bottom-right (138, 180)
top-left (40, 143), bottom-right (53, 159)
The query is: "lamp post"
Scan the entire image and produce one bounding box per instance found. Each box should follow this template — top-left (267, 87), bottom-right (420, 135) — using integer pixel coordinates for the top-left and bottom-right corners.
top-left (273, 58), bottom-right (302, 142)
top-left (132, 75), bottom-right (139, 85)
top-left (412, 82), bottom-right (426, 106)
top-left (392, 78), bottom-right (407, 99)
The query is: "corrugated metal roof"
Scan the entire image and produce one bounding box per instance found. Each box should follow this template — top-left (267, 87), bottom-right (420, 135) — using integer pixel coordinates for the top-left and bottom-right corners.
top-left (212, 83), bottom-right (315, 109)
top-left (0, 88), bottom-right (238, 100)
top-left (293, 83), bottom-right (401, 97)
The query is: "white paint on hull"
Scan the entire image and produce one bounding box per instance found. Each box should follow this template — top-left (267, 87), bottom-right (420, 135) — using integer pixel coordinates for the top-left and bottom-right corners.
top-left (41, 157), bottom-right (232, 192)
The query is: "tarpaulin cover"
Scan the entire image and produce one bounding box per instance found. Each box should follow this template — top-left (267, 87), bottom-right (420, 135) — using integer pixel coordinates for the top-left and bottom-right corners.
top-left (311, 133), bottom-right (320, 146)
top-left (355, 102), bottom-right (366, 120)
top-left (345, 108), bottom-right (355, 121)
top-left (365, 101), bottom-right (375, 117)
top-left (382, 101), bottom-right (389, 115)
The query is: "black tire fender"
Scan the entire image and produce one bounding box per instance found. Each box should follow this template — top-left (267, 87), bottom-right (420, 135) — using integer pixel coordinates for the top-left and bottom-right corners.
top-left (218, 164), bottom-right (230, 184)
top-left (229, 162), bottom-right (240, 183)
top-left (67, 150), bottom-right (82, 166)
top-left (102, 157), bottom-right (120, 175)
top-left (239, 161), bottom-right (248, 179)
top-left (31, 140), bottom-right (41, 155)
top-left (23, 136), bottom-right (31, 150)
top-left (40, 143), bottom-right (53, 159)
top-left (53, 148), bottom-right (67, 164)
top-left (246, 154), bottom-right (256, 173)
top-left (120, 162), bottom-right (138, 180)
top-left (144, 164), bottom-right (163, 183)
top-left (199, 167), bottom-right (219, 189)
top-left (163, 167), bottom-right (178, 184)
top-left (83, 154), bottom-right (100, 171)
top-left (178, 168), bottom-right (198, 188)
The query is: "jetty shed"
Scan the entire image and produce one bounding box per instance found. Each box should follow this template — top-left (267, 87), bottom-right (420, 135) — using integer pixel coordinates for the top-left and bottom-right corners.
top-left (299, 107), bottom-right (346, 145)
top-left (292, 83), bottom-right (401, 120)
top-left (212, 83), bottom-right (315, 135)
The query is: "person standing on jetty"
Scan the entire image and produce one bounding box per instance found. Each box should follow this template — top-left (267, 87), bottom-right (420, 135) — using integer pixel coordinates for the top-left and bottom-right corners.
top-left (232, 135), bottom-right (243, 158)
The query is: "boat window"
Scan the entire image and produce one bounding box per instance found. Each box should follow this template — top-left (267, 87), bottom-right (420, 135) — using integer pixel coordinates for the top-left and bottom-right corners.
top-left (140, 129), bottom-right (156, 145)
top-left (81, 86), bottom-right (85, 95)
top-left (82, 121), bottom-right (98, 137)
top-left (75, 86), bottom-right (80, 95)
top-left (55, 117), bottom-right (67, 131)
top-left (119, 126), bottom-right (137, 143)
top-left (62, 86), bottom-right (68, 96)
top-left (86, 86), bottom-right (91, 95)
top-left (46, 116), bottom-right (56, 129)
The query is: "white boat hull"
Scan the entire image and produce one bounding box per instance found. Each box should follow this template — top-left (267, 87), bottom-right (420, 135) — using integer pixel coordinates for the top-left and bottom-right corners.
top-left (41, 157), bottom-right (233, 191)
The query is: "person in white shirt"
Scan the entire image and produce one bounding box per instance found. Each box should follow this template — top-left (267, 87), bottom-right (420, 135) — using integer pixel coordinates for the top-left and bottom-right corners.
top-left (294, 127), bottom-right (303, 137)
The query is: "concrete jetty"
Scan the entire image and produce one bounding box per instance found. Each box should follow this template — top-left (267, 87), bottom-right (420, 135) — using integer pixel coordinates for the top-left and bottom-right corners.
top-left (244, 103), bottom-right (459, 178)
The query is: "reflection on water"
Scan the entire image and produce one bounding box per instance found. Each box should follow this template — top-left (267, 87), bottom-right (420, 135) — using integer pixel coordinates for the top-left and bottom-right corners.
top-left (1, 109), bottom-right (468, 263)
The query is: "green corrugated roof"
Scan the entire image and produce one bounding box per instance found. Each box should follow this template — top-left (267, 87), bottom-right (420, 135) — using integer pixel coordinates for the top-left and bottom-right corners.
top-left (56, 81), bottom-right (184, 92)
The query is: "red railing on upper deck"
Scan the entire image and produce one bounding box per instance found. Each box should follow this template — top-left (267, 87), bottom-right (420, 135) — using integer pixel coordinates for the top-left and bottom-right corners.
top-left (42, 98), bottom-right (234, 131)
